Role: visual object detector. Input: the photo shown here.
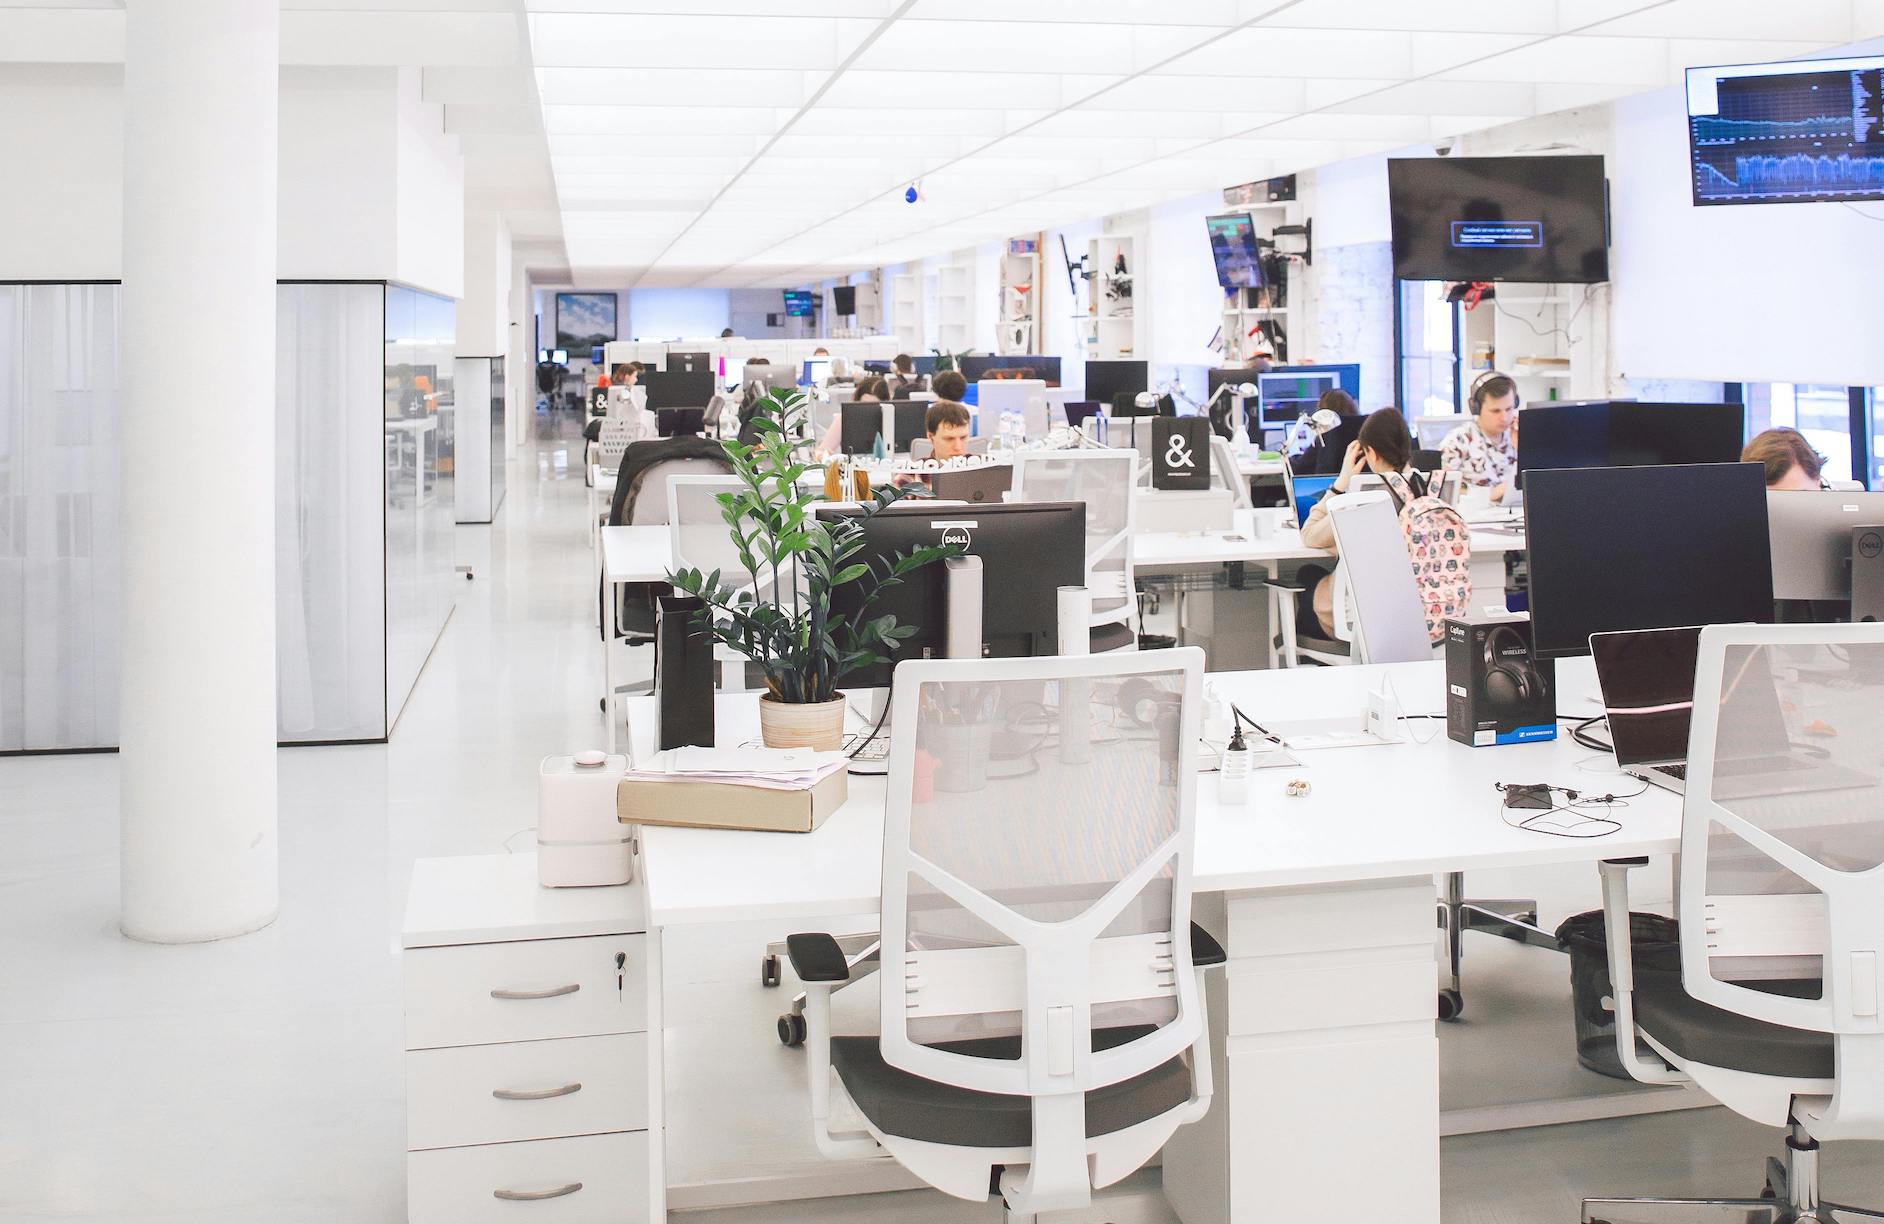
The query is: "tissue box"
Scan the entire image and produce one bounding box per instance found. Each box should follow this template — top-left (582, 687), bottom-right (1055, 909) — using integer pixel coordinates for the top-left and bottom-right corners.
top-left (538, 753), bottom-right (634, 887)
top-left (1445, 615), bottom-right (1556, 748)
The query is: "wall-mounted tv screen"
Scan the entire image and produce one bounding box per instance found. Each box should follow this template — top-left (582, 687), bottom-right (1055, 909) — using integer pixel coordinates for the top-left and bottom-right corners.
top-left (1686, 53), bottom-right (1884, 206)
top-left (782, 290), bottom-right (815, 317)
top-left (1204, 213), bottom-right (1264, 290)
top-left (832, 284), bottom-right (857, 314)
top-left (1387, 155), bottom-right (1609, 283)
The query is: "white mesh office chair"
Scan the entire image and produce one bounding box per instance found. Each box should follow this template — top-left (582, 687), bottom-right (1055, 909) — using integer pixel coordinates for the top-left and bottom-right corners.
top-left (1268, 493), bottom-right (1424, 668)
top-left (785, 650), bottom-right (1225, 1222)
top-left (1586, 623), bottom-right (1884, 1224)
top-left (1011, 448), bottom-right (1139, 654)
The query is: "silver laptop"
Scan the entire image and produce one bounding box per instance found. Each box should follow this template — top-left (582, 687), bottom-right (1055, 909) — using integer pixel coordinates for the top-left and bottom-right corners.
top-left (1590, 626), bottom-right (1872, 797)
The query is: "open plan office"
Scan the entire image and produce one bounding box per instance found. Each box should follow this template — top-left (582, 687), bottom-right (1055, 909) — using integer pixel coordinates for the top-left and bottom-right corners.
top-left (5, 4), bottom-right (1884, 1223)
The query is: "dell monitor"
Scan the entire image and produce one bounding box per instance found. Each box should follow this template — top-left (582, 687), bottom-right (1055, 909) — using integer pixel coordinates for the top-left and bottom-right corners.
top-left (1687, 53), bottom-right (1884, 206)
top-left (1765, 489), bottom-right (1884, 603)
top-left (1517, 401), bottom-right (1746, 485)
top-left (1256, 364), bottom-right (1361, 427)
top-left (1084, 360), bottom-right (1148, 414)
top-left (656, 407), bottom-right (706, 437)
top-left (1524, 462), bottom-right (1774, 658)
top-left (1205, 212), bottom-right (1264, 290)
top-left (1387, 154), bottom-right (1610, 283)
top-left (819, 500), bottom-right (1087, 688)
top-left (642, 369), bottom-right (715, 412)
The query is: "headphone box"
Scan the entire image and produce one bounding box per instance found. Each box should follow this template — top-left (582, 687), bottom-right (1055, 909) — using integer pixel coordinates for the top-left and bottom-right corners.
top-left (1444, 614), bottom-right (1556, 748)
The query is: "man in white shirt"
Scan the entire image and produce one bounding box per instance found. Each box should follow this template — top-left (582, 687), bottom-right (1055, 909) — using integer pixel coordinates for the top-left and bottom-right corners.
top-left (1439, 372), bottom-right (1519, 503)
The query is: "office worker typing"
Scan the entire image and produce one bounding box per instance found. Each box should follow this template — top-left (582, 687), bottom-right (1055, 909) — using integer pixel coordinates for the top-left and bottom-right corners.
top-left (1293, 407), bottom-right (1428, 639)
top-left (1440, 371), bottom-right (1519, 503)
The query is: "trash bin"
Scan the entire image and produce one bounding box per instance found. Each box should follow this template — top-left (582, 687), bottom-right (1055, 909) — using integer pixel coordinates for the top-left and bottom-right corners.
top-left (1555, 909), bottom-right (1681, 1079)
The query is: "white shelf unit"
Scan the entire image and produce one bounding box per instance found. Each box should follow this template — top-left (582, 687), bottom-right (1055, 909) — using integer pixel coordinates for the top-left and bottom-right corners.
top-left (934, 259), bottom-right (974, 357)
top-left (1219, 200), bottom-right (1299, 366)
top-left (998, 240), bottom-right (1041, 355)
top-left (890, 272), bottom-right (922, 355)
top-left (1079, 234), bottom-right (1137, 360)
top-left (1458, 284), bottom-right (1591, 411)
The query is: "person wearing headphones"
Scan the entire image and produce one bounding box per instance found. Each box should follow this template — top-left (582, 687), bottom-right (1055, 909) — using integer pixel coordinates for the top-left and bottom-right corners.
top-left (1440, 372), bottom-right (1520, 503)
top-left (1293, 408), bottom-right (1427, 639)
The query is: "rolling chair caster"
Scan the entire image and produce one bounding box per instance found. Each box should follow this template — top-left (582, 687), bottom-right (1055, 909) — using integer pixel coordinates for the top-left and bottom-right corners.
top-left (760, 953), bottom-right (781, 988)
top-left (777, 1012), bottom-right (807, 1047)
top-left (1438, 989), bottom-right (1464, 1022)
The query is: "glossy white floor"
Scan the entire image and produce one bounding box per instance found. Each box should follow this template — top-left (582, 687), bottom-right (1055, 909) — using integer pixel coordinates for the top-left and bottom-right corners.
top-left (2, 412), bottom-right (1880, 1223)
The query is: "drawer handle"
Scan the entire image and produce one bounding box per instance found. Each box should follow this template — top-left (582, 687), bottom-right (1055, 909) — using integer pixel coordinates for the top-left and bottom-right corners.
top-left (493, 1081), bottom-right (583, 1102)
top-left (490, 983), bottom-right (580, 1001)
top-left (493, 1182), bottom-right (583, 1202)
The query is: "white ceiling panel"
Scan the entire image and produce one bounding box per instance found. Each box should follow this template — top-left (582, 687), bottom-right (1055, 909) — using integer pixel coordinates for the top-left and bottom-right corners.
top-left (493, 0), bottom-right (1862, 286)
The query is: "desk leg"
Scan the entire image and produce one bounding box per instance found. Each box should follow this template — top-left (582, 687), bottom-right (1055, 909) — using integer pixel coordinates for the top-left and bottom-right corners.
top-left (1164, 878), bottom-right (1440, 1224)
top-left (646, 920), bottom-right (668, 1224)
top-left (604, 580), bottom-right (618, 756)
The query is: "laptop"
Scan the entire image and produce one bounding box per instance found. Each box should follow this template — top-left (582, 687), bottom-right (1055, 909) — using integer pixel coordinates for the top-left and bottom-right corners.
top-left (1589, 626), bottom-right (1873, 797)
top-left (929, 464), bottom-right (1013, 505)
top-left (1278, 462), bottom-right (1337, 531)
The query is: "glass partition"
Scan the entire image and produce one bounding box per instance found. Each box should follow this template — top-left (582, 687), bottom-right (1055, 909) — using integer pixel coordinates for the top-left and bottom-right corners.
top-left (383, 285), bottom-right (457, 725)
top-left (0, 283), bottom-right (122, 751)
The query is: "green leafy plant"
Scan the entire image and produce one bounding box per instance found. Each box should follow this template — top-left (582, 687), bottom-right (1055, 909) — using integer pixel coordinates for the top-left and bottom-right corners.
top-left (928, 347), bottom-right (978, 374)
top-left (667, 389), bottom-right (957, 705)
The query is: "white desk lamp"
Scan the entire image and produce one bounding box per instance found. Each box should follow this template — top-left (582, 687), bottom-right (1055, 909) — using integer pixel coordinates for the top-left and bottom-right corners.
top-left (1203, 381), bottom-right (1259, 448)
top-left (1285, 408), bottom-right (1343, 457)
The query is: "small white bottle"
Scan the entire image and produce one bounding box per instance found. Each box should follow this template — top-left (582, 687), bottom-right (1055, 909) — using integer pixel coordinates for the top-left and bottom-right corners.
top-left (1219, 726), bottom-right (1252, 805)
top-left (1203, 687), bottom-right (1232, 749)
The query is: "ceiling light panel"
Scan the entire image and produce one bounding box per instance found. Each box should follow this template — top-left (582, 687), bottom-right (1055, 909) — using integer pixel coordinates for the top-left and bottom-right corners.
top-left (534, 67), bottom-right (828, 109)
top-left (527, 2), bottom-right (901, 16)
top-left (1327, 79), bottom-right (1539, 117)
top-left (1024, 109), bottom-right (1255, 140)
top-left (1155, 27), bottom-right (1417, 78)
top-left (903, 0), bottom-right (1244, 23)
top-left (528, 12), bottom-right (879, 70)
top-left (1437, 35), bottom-right (1672, 84)
top-left (863, 19), bottom-right (1214, 75)
top-left (543, 105), bottom-right (793, 135)
top-left (1255, 0), bottom-right (1567, 35)
top-left (1095, 75), bottom-right (1307, 112)
top-left (1584, 0), bottom-right (1858, 41)
top-left (816, 69), bottom-right (1123, 111)
top-left (787, 106), bottom-right (1009, 137)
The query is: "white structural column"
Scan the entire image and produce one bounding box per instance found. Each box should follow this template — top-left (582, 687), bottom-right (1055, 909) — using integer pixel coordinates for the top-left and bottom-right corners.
top-left (119, 0), bottom-right (280, 942)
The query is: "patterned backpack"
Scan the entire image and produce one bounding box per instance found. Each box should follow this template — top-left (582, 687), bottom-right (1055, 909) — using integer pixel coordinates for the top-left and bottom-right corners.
top-left (1380, 470), bottom-right (1472, 642)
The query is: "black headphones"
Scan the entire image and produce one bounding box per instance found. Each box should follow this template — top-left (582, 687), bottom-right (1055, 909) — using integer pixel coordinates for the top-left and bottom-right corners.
top-left (1482, 624), bottom-right (1545, 709)
top-left (1468, 370), bottom-right (1521, 415)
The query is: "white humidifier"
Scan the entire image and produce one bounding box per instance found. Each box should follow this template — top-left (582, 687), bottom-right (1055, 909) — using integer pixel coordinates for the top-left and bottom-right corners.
top-left (536, 750), bottom-right (632, 887)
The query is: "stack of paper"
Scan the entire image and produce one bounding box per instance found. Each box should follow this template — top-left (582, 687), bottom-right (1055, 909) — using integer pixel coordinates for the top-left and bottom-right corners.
top-left (617, 746), bottom-right (850, 834)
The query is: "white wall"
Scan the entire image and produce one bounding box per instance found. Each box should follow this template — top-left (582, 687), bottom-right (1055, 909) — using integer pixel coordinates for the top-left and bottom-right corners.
top-left (1143, 191), bottom-right (1228, 374)
top-left (456, 209), bottom-right (510, 357)
top-left (627, 288), bottom-right (729, 340)
top-left (392, 66), bottom-right (463, 300)
top-left (278, 67), bottom-right (397, 280)
top-left (1611, 76), bottom-right (1884, 388)
top-left (1040, 217), bottom-right (1104, 392)
top-left (0, 65), bottom-right (122, 280)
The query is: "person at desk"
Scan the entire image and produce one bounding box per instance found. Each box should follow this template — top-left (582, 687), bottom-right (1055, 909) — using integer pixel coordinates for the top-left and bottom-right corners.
top-left (1289, 388), bottom-right (1362, 475)
top-left (811, 375), bottom-right (891, 457)
top-left (1293, 408), bottom-right (1428, 640)
top-left (1439, 371), bottom-right (1519, 503)
top-left (924, 400), bottom-right (971, 462)
top-left (890, 353), bottom-right (925, 395)
top-left (584, 362), bottom-right (649, 444)
top-left (1744, 427), bottom-right (1827, 490)
top-left (720, 327), bottom-right (734, 338)
top-left (931, 369), bottom-right (967, 402)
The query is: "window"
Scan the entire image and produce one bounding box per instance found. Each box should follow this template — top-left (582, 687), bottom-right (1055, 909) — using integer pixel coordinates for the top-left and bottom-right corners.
top-left (1396, 280), bottom-right (1459, 436)
top-left (1742, 382), bottom-right (1860, 484)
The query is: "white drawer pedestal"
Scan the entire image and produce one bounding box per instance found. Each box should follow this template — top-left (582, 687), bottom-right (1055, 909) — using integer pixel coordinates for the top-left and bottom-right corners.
top-left (403, 854), bottom-right (658, 1224)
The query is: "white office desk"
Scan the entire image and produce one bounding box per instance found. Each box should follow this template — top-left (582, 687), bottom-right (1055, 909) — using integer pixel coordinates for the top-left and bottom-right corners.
top-left (629, 658), bottom-right (1679, 1223)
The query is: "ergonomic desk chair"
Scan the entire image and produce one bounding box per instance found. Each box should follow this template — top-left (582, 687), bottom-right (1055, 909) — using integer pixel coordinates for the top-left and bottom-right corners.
top-left (785, 650), bottom-right (1225, 1222)
top-left (1585, 622), bottom-right (1884, 1224)
top-left (1010, 449), bottom-right (1139, 654)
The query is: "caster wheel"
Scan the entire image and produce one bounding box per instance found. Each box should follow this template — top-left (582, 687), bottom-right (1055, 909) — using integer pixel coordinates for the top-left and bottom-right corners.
top-left (1438, 989), bottom-right (1464, 1022)
top-left (1760, 1184), bottom-right (1776, 1200)
top-left (599, 698), bottom-right (607, 713)
top-left (778, 1012), bottom-right (807, 1047)
top-left (761, 953), bottom-right (781, 988)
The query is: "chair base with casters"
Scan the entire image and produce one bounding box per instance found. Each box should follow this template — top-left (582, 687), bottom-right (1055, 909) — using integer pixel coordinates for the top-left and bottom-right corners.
top-left (1583, 1117), bottom-right (1884, 1222)
top-left (1436, 870), bottom-right (1555, 1021)
top-left (785, 926), bottom-right (1225, 1222)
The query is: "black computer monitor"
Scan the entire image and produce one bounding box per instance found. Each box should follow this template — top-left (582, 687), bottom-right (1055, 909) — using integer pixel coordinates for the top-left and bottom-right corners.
top-left (550, 348), bottom-right (568, 365)
top-left (656, 407), bottom-right (706, 437)
top-left (1255, 364), bottom-right (1360, 427)
top-left (840, 403), bottom-right (883, 455)
top-left (911, 355), bottom-right (940, 377)
top-left (642, 370), bottom-right (715, 411)
top-left (1518, 401), bottom-right (1745, 485)
top-left (1085, 360), bottom-right (1148, 412)
top-left (590, 345), bottom-right (606, 365)
top-left (862, 360), bottom-right (893, 374)
top-left (819, 500), bottom-right (1087, 687)
top-left (956, 355), bottom-right (1063, 386)
top-left (1524, 462), bottom-right (1773, 658)
top-left (889, 401), bottom-right (927, 452)
top-left (832, 284), bottom-right (856, 315)
top-left (667, 351), bottom-right (711, 374)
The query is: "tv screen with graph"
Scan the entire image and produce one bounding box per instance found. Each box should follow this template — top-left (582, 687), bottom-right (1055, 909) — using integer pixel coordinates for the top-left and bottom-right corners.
top-left (1686, 54), bottom-right (1884, 206)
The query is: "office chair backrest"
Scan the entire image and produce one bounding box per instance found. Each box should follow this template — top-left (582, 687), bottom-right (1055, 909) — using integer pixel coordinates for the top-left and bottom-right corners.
top-left (879, 650), bottom-right (1207, 1186)
top-left (624, 460), bottom-right (730, 526)
top-left (667, 475), bottom-right (752, 574)
top-left (611, 437), bottom-right (733, 527)
top-left (597, 417), bottom-right (637, 472)
top-left (1325, 494), bottom-right (1433, 664)
top-left (1208, 435), bottom-right (1252, 509)
top-left (1679, 623), bottom-right (1884, 1064)
top-left (1010, 448), bottom-right (1137, 626)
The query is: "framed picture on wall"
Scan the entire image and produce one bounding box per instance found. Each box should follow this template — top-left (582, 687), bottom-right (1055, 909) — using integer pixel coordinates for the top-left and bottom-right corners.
top-left (555, 293), bottom-right (617, 350)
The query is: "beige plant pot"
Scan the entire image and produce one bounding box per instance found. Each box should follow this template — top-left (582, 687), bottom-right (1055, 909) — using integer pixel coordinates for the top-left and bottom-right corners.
top-left (758, 694), bottom-right (847, 752)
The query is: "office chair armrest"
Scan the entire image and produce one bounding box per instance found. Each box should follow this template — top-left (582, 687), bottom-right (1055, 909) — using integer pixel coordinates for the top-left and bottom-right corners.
top-left (1598, 858), bottom-right (1687, 1086)
top-left (786, 932), bottom-right (851, 984)
top-left (1261, 578), bottom-right (1307, 593)
top-left (1191, 922), bottom-right (1227, 968)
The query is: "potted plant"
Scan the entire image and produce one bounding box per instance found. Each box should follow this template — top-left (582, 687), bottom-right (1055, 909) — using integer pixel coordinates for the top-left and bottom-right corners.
top-left (668, 389), bottom-right (956, 752)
